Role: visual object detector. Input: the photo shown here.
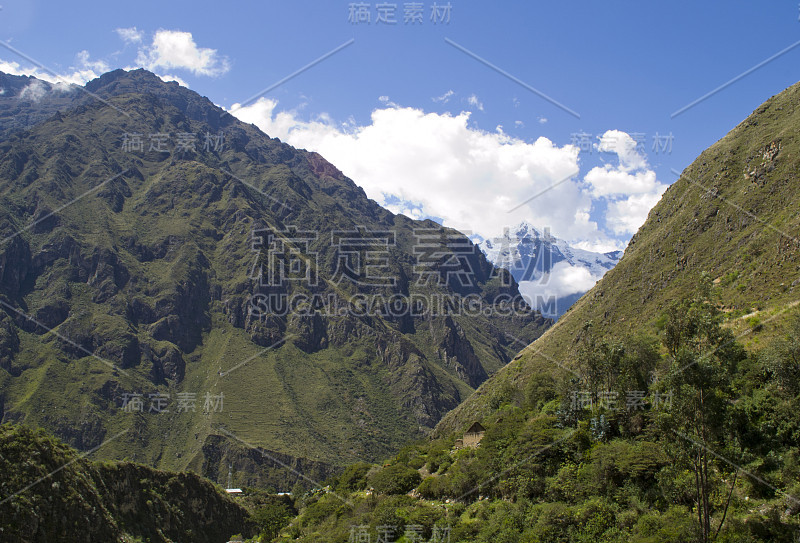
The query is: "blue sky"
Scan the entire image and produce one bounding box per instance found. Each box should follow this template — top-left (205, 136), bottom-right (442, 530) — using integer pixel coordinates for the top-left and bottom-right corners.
top-left (2, 1), bottom-right (800, 254)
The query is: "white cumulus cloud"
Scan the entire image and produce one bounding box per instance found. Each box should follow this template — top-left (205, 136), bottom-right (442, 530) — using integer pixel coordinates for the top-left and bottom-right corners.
top-left (585, 167), bottom-right (660, 198)
top-left (0, 50), bottom-right (104, 90)
top-left (229, 97), bottom-right (611, 244)
top-left (154, 73), bottom-right (189, 87)
top-left (583, 129), bottom-right (668, 236)
top-left (76, 50), bottom-right (109, 74)
top-left (519, 260), bottom-right (603, 300)
top-left (18, 79), bottom-right (48, 101)
top-left (135, 29), bottom-right (230, 77)
top-left (606, 191), bottom-right (666, 236)
top-left (594, 129), bottom-right (647, 171)
top-left (0, 56), bottom-right (100, 86)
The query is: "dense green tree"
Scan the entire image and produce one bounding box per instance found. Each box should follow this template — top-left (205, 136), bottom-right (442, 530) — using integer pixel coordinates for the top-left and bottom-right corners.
top-left (367, 464), bottom-right (421, 495)
top-left (253, 501), bottom-right (294, 541)
top-left (657, 287), bottom-right (746, 542)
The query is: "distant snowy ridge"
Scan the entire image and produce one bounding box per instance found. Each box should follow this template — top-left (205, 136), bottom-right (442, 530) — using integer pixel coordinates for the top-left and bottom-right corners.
top-left (480, 222), bottom-right (622, 318)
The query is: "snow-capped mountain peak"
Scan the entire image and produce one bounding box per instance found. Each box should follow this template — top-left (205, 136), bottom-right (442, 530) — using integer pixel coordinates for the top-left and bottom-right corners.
top-left (480, 222), bottom-right (622, 318)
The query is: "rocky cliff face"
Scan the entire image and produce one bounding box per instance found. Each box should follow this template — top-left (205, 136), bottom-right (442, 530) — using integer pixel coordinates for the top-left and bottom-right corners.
top-left (201, 433), bottom-right (336, 492)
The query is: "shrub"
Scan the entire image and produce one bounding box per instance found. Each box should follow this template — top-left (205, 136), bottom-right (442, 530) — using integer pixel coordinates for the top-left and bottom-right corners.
top-left (368, 464), bottom-right (421, 495)
top-left (335, 462), bottom-right (372, 492)
top-left (405, 503), bottom-right (445, 538)
top-left (300, 494), bottom-right (345, 527)
top-left (630, 505), bottom-right (698, 543)
top-left (370, 495), bottom-right (415, 534)
top-left (417, 476), bottom-right (447, 500)
top-left (525, 372), bottom-right (558, 412)
top-left (524, 502), bottom-right (575, 543)
top-left (427, 450), bottom-right (452, 474)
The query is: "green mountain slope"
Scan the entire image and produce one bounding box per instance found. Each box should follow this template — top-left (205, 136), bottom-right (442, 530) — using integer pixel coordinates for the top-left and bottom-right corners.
top-left (436, 80), bottom-right (800, 435)
top-left (0, 69), bottom-right (550, 485)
